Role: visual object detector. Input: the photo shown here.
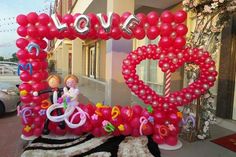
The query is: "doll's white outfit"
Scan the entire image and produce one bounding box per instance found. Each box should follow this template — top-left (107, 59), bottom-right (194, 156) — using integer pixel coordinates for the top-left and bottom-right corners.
top-left (63, 87), bottom-right (80, 106)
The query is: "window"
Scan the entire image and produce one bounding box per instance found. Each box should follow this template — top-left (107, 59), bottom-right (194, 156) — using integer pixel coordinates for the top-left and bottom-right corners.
top-left (88, 44), bottom-right (97, 78)
top-left (135, 37), bottom-right (165, 95)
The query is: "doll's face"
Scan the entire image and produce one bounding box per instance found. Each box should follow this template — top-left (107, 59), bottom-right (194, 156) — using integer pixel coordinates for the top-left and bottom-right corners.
top-left (66, 78), bottom-right (77, 88)
top-left (48, 77), bottom-right (60, 88)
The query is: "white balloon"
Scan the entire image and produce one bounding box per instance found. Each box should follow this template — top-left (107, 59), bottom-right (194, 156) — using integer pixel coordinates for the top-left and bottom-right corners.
top-left (74, 15), bottom-right (90, 35)
top-left (96, 12), bottom-right (113, 33)
top-left (122, 14), bottom-right (140, 34)
top-left (51, 14), bottom-right (68, 32)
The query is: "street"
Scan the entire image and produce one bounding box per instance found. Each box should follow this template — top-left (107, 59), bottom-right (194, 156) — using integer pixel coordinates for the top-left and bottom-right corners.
top-left (0, 75), bottom-right (24, 157)
top-left (0, 112), bottom-right (25, 157)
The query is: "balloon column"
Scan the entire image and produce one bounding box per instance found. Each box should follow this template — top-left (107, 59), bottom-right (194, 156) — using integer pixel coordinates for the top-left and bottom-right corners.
top-left (16, 10), bottom-right (217, 145)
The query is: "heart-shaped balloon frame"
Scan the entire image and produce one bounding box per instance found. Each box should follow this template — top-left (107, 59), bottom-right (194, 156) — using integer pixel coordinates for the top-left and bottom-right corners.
top-left (122, 44), bottom-right (217, 109)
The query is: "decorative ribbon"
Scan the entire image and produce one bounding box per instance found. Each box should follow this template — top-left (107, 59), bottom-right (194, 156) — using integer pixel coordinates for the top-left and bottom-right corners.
top-left (41, 100), bottom-right (51, 109)
top-left (20, 90), bottom-right (28, 96)
top-left (20, 107), bottom-right (33, 124)
top-left (182, 115), bottom-right (196, 128)
top-left (118, 124), bottom-right (125, 131)
top-left (158, 125), bottom-right (169, 137)
top-left (148, 116), bottom-right (154, 124)
top-left (27, 42), bottom-right (40, 56)
top-left (24, 125), bottom-right (32, 132)
top-left (95, 103), bottom-right (109, 116)
top-left (147, 106), bottom-right (153, 113)
top-left (17, 63), bottom-right (33, 76)
top-left (102, 120), bottom-right (115, 133)
top-left (164, 69), bottom-right (171, 97)
top-left (91, 114), bottom-right (98, 120)
top-left (38, 109), bottom-right (46, 116)
top-left (111, 106), bottom-right (120, 119)
top-left (139, 116), bottom-right (148, 136)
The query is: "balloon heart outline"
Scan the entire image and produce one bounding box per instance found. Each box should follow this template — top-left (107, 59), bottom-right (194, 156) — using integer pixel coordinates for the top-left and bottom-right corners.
top-left (122, 44), bottom-right (217, 108)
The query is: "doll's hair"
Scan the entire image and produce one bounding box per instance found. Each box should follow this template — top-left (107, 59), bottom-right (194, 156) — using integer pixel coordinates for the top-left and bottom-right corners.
top-left (47, 74), bottom-right (61, 84)
top-left (64, 74), bottom-right (79, 85)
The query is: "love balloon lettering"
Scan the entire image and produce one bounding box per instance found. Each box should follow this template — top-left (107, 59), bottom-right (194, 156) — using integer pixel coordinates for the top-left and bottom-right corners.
top-left (16, 10), bottom-right (217, 146)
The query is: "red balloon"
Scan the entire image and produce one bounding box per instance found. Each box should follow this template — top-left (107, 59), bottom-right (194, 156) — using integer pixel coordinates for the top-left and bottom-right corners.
top-left (153, 134), bottom-right (165, 144)
top-left (100, 107), bottom-right (111, 119)
top-left (82, 122), bottom-right (93, 132)
top-left (133, 26), bottom-right (145, 40)
top-left (161, 11), bottom-right (174, 23)
top-left (160, 23), bottom-right (173, 36)
top-left (142, 123), bottom-right (153, 135)
top-left (27, 25), bottom-right (38, 38)
top-left (112, 13), bottom-right (120, 27)
top-left (19, 83), bottom-right (32, 92)
top-left (62, 14), bottom-right (74, 25)
top-left (159, 36), bottom-right (173, 48)
top-left (132, 105), bottom-right (143, 115)
top-left (20, 71), bottom-right (32, 82)
top-left (111, 27), bottom-right (121, 40)
top-left (38, 40), bottom-right (47, 49)
top-left (136, 13), bottom-right (147, 27)
top-left (147, 11), bottom-right (159, 26)
top-left (37, 25), bottom-right (49, 38)
top-left (33, 127), bottom-right (42, 136)
top-left (121, 107), bottom-right (133, 121)
top-left (174, 10), bottom-right (187, 23)
top-left (41, 61), bottom-right (48, 70)
top-left (17, 26), bottom-right (27, 37)
top-left (34, 117), bottom-right (43, 127)
top-left (87, 13), bottom-right (99, 25)
top-left (20, 95), bottom-right (32, 103)
top-left (27, 12), bottom-right (38, 24)
top-left (130, 117), bottom-right (140, 128)
top-left (16, 49), bottom-right (29, 61)
top-left (153, 111), bottom-right (166, 124)
top-left (31, 61), bottom-right (42, 71)
top-left (121, 12), bottom-right (131, 23)
top-left (38, 13), bottom-right (50, 25)
top-left (121, 123), bottom-right (132, 135)
top-left (175, 24), bottom-right (188, 36)
top-left (16, 14), bottom-right (28, 26)
top-left (49, 26), bottom-right (59, 38)
top-left (32, 72), bottom-right (43, 82)
top-left (147, 26), bottom-right (160, 40)
top-left (98, 28), bottom-right (109, 40)
top-left (22, 127), bottom-right (33, 137)
top-left (32, 96), bottom-right (42, 105)
top-left (165, 136), bottom-right (178, 146)
top-left (16, 38), bottom-right (29, 49)
top-left (174, 37), bottom-right (186, 49)
top-left (92, 127), bottom-right (102, 137)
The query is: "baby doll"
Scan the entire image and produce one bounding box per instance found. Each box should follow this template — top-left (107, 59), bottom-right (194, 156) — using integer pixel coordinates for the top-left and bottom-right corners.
top-left (61, 74), bottom-right (80, 107)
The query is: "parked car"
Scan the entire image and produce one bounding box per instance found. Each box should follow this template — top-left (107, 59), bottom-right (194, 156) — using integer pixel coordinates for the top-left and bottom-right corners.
top-left (0, 82), bottom-right (19, 116)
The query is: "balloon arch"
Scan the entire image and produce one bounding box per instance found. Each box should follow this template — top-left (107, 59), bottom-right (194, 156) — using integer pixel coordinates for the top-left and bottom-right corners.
top-left (16, 10), bottom-right (217, 146)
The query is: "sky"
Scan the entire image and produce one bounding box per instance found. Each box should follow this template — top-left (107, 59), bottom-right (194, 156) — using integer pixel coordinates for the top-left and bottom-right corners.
top-left (0, 0), bottom-right (54, 58)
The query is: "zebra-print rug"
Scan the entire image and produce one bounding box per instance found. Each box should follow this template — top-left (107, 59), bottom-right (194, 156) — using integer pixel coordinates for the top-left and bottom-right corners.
top-left (21, 134), bottom-right (161, 157)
